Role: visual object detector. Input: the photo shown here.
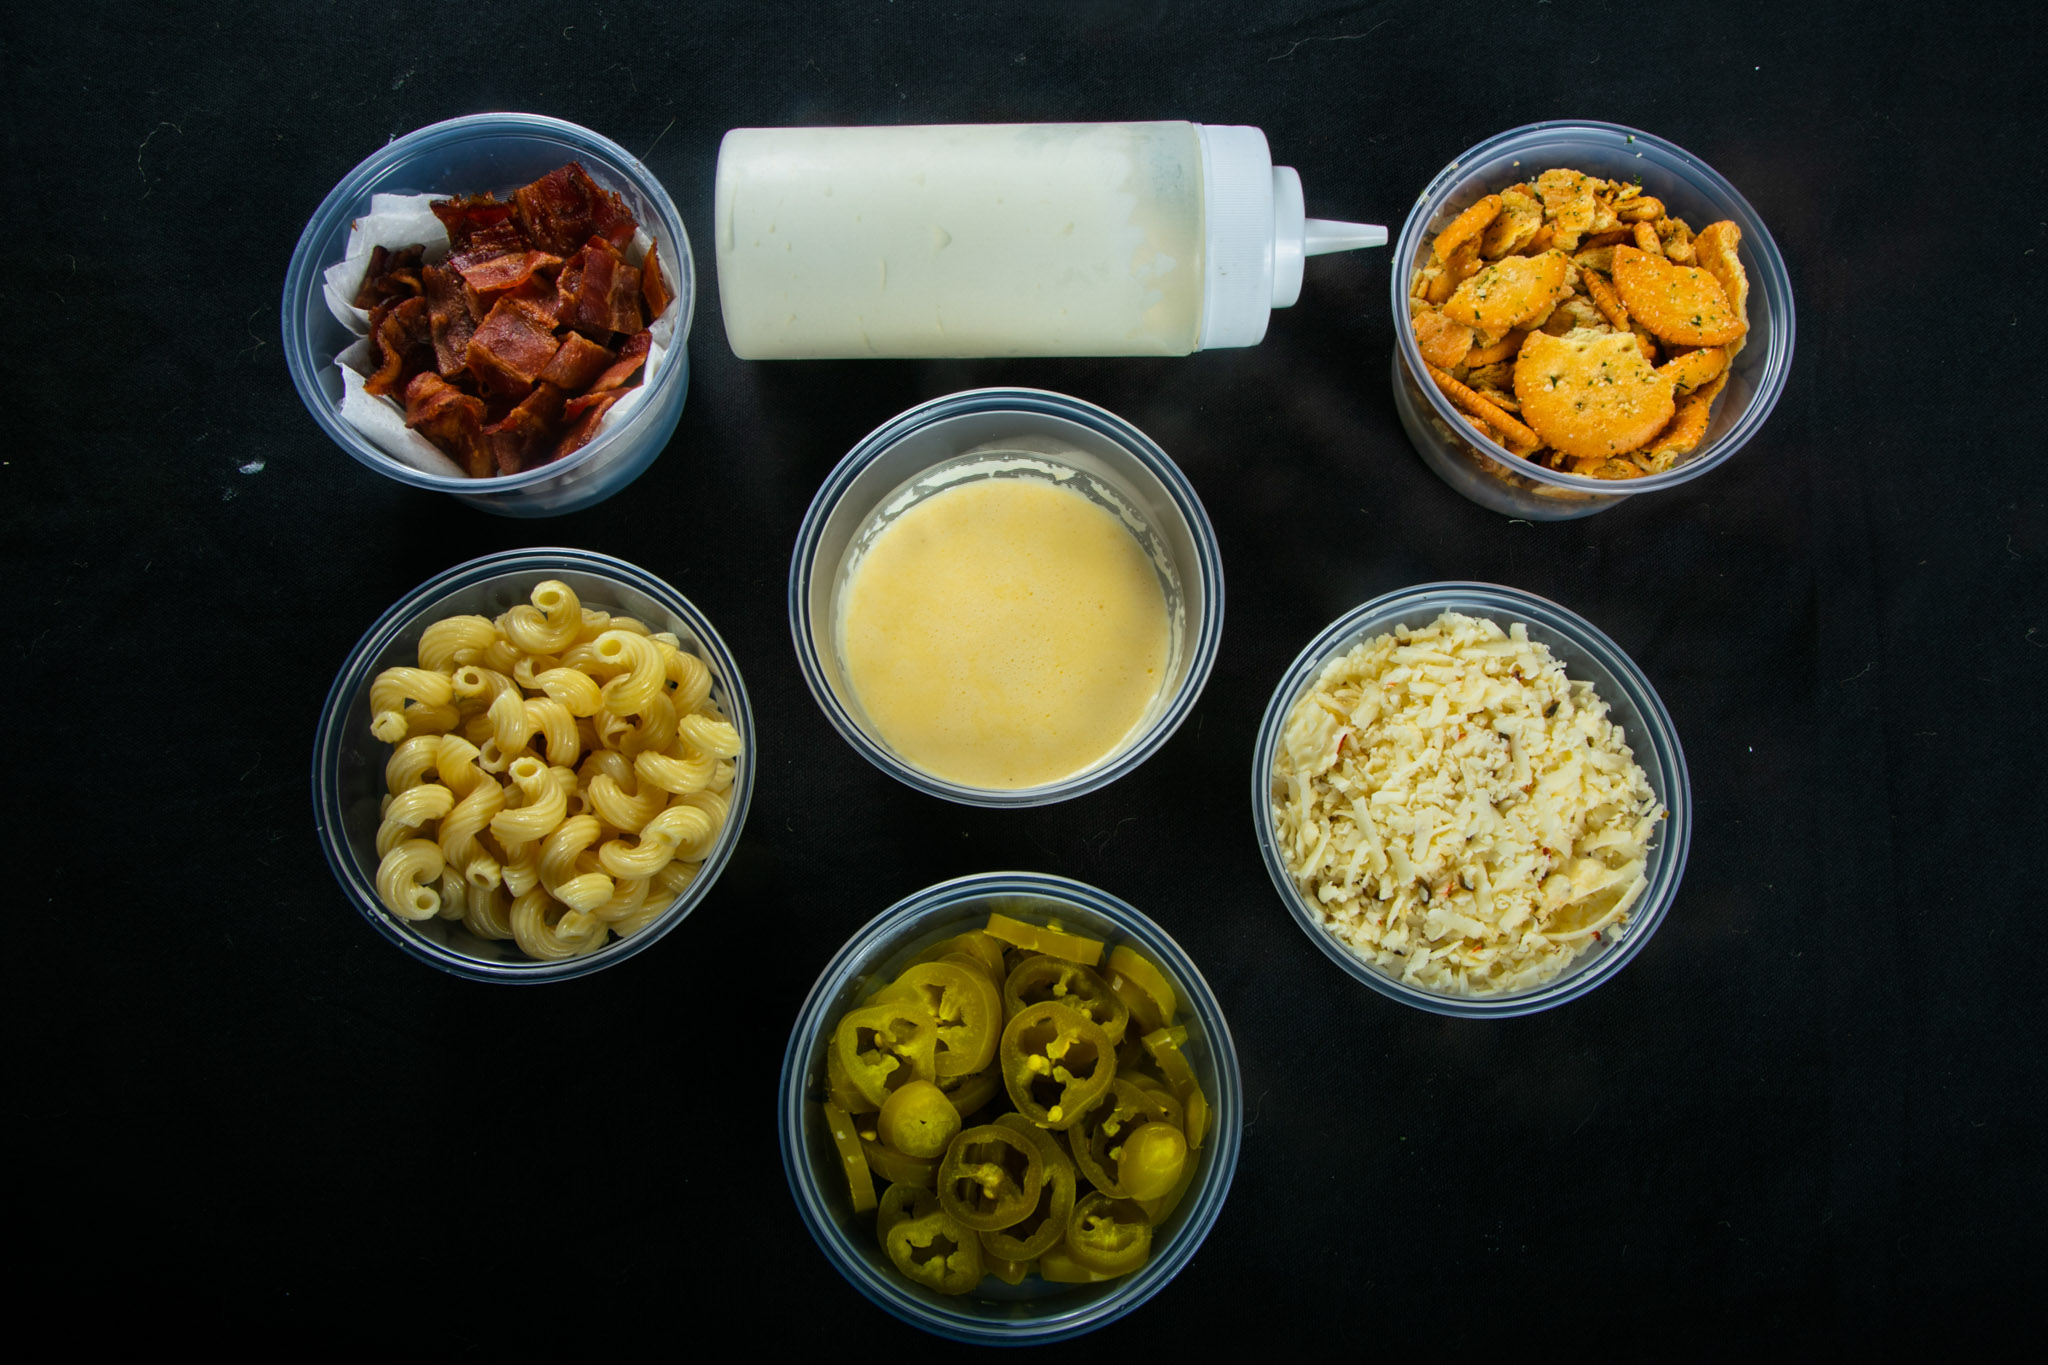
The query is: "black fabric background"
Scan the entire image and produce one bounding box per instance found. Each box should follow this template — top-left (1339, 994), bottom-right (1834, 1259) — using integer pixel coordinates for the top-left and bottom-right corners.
top-left (11, 0), bottom-right (2041, 1349)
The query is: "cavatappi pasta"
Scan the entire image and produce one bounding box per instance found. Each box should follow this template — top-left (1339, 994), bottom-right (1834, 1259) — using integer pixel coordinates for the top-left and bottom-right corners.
top-left (368, 579), bottom-right (740, 961)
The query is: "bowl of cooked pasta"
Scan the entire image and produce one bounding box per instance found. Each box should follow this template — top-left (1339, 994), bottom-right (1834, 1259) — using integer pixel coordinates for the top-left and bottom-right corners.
top-left (312, 548), bottom-right (754, 981)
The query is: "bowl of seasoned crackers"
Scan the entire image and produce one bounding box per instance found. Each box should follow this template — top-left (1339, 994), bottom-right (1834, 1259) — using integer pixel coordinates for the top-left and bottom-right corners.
top-left (1391, 121), bottom-right (1793, 519)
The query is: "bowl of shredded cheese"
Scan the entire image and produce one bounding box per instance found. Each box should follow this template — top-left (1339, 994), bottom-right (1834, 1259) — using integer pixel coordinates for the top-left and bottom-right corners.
top-left (1252, 583), bottom-right (1689, 1016)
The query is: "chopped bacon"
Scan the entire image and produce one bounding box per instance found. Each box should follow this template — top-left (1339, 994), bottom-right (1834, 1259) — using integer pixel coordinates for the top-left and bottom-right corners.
top-left (362, 296), bottom-right (433, 397)
top-left (563, 388), bottom-right (623, 421)
top-left (584, 330), bottom-right (651, 394)
top-left (466, 298), bottom-right (561, 395)
top-left (554, 391), bottom-right (622, 459)
top-left (570, 237), bottom-right (644, 337)
top-left (555, 247), bottom-right (586, 324)
top-left (641, 239), bottom-right (672, 320)
top-left (355, 163), bottom-right (657, 476)
top-left (404, 373), bottom-right (491, 477)
top-left (514, 162), bottom-right (637, 256)
top-left (496, 273), bottom-right (560, 327)
top-left (452, 248), bottom-right (564, 299)
top-left (587, 179), bottom-right (637, 251)
top-left (483, 382), bottom-right (567, 474)
top-left (421, 265), bottom-right (477, 379)
top-left (430, 193), bottom-right (517, 250)
top-left (352, 244), bottom-right (427, 309)
top-left (512, 164), bottom-right (593, 256)
top-left (456, 218), bottom-right (526, 260)
top-left (536, 332), bottom-right (615, 391)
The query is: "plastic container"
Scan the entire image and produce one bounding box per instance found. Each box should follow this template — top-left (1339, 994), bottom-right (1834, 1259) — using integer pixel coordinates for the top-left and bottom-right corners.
top-left (780, 872), bottom-right (1242, 1342)
top-left (312, 548), bottom-right (752, 982)
top-left (1251, 582), bottom-right (1690, 1017)
top-left (716, 122), bottom-right (1383, 358)
top-left (283, 113), bottom-right (696, 517)
top-left (1391, 121), bottom-right (1794, 520)
top-left (790, 389), bottom-right (1223, 807)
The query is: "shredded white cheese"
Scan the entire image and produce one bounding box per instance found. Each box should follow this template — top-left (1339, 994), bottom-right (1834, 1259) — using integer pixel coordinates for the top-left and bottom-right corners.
top-left (1272, 612), bottom-right (1664, 996)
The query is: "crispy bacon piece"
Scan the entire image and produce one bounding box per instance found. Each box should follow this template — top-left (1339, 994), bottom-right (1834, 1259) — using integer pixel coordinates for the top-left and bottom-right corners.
top-left (404, 372), bottom-right (491, 477)
top-left (352, 244), bottom-right (427, 309)
top-left (362, 296), bottom-right (433, 397)
top-left (452, 248), bottom-right (564, 299)
top-left (421, 265), bottom-right (477, 379)
top-left (641, 239), bottom-right (672, 320)
top-left (512, 164), bottom-right (593, 256)
top-left (498, 273), bottom-right (561, 327)
top-left (454, 218), bottom-right (525, 260)
top-left (563, 389), bottom-right (622, 421)
top-left (465, 272), bottom-right (561, 330)
top-left (589, 184), bottom-right (637, 251)
top-left (554, 391), bottom-right (622, 459)
top-left (483, 382), bottom-right (568, 475)
top-left (570, 238), bottom-right (644, 337)
top-left (536, 332), bottom-right (616, 391)
top-left (466, 298), bottom-right (562, 395)
top-left (555, 248), bottom-right (586, 325)
top-left (514, 162), bottom-right (637, 256)
top-left (584, 330), bottom-right (651, 394)
top-left (430, 193), bottom-right (517, 250)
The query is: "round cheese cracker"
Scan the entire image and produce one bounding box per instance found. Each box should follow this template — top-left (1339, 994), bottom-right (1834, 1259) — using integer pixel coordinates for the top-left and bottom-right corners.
top-left (1513, 329), bottom-right (1677, 459)
top-left (1611, 245), bottom-right (1747, 347)
top-left (1442, 250), bottom-right (1573, 336)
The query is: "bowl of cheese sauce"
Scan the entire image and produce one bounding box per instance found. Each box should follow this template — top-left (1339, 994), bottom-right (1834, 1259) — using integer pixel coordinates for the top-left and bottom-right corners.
top-left (791, 390), bottom-right (1222, 806)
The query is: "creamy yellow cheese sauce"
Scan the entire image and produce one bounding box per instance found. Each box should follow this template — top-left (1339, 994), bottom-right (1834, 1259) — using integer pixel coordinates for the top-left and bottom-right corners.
top-left (840, 475), bottom-right (1171, 789)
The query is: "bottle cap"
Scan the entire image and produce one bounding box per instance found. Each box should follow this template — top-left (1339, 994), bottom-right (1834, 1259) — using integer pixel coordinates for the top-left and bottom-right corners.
top-left (1195, 124), bottom-right (1386, 350)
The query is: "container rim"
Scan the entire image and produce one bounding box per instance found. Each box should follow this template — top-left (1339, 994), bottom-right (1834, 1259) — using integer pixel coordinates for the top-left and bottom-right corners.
top-left (787, 387), bottom-right (1225, 808)
top-left (310, 547), bottom-right (753, 982)
top-left (1250, 581), bottom-right (1691, 1017)
top-left (778, 870), bottom-right (1243, 1341)
top-left (281, 112), bottom-right (697, 494)
top-left (1390, 119), bottom-right (1795, 495)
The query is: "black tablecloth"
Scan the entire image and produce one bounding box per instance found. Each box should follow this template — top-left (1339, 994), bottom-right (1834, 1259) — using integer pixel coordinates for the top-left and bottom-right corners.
top-left (15, 0), bottom-right (2041, 1348)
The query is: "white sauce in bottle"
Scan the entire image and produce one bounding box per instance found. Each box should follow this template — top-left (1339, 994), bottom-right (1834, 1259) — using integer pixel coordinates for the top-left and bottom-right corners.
top-left (716, 122), bottom-right (1207, 358)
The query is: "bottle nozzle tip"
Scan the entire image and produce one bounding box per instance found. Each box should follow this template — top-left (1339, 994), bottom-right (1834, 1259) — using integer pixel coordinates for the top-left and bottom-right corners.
top-left (1303, 219), bottom-right (1387, 255)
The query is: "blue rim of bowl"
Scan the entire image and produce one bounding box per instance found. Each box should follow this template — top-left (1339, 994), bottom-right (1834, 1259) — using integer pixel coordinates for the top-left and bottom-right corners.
top-left (310, 547), bottom-right (753, 982)
top-left (281, 112), bottom-right (697, 494)
top-left (1391, 119), bottom-right (1795, 494)
top-left (1250, 582), bottom-right (1691, 1017)
top-left (787, 388), bottom-right (1225, 808)
top-left (779, 871), bottom-right (1243, 1342)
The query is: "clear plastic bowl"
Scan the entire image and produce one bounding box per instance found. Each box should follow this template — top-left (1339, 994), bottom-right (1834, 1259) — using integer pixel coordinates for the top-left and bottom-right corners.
top-left (1391, 121), bottom-right (1795, 520)
top-left (311, 548), bottom-right (753, 982)
top-left (1251, 582), bottom-right (1691, 1017)
top-left (789, 389), bottom-right (1224, 807)
top-left (779, 872), bottom-right (1242, 1342)
top-left (282, 113), bottom-right (696, 518)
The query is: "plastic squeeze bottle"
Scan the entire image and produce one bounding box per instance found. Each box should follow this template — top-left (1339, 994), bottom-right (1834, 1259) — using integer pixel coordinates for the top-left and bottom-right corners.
top-left (714, 122), bottom-right (1384, 359)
